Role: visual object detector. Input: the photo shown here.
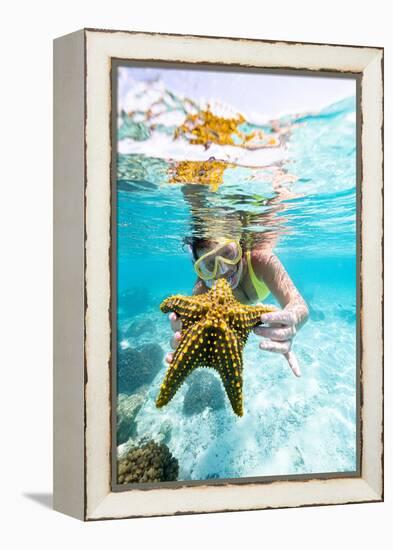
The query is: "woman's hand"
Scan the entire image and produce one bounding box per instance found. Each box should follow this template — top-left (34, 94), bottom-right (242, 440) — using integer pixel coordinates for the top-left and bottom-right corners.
top-left (253, 308), bottom-right (301, 377)
top-left (165, 312), bottom-right (182, 364)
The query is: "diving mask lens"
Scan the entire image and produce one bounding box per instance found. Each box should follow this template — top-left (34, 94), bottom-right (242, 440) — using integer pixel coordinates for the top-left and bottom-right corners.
top-left (194, 240), bottom-right (242, 280)
top-left (196, 256), bottom-right (216, 279)
top-left (219, 243), bottom-right (241, 261)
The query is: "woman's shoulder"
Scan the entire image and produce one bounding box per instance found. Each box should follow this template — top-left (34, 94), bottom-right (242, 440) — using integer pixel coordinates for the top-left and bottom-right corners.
top-left (248, 247), bottom-right (274, 270)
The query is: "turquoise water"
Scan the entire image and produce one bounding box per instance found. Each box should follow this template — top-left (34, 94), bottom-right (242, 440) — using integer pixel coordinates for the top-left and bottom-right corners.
top-left (116, 80), bottom-right (357, 480)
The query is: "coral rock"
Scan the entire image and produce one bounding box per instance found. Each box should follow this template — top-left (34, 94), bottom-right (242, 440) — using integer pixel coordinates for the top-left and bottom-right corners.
top-left (183, 370), bottom-right (225, 416)
top-left (117, 391), bottom-right (147, 445)
top-left (117, 441), bottom-right (179, 484)
top-left (118, 343), bottom-right (164, 394)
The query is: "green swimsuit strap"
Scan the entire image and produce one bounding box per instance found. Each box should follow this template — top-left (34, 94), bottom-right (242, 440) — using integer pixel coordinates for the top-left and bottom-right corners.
top-left (245, 250), bottom-right (270, 301)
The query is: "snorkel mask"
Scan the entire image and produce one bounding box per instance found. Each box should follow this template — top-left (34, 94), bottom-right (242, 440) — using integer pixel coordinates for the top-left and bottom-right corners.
top-left (193, 238), bottom-right (243, 282)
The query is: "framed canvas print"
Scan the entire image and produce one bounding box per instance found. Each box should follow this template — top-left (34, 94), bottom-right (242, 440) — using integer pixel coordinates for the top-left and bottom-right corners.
top-left (53, 29), bottom-right (384, 520)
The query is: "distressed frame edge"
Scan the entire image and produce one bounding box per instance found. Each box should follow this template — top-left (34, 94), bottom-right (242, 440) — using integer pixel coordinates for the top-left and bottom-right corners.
top-left (83, 29), bottom-right (383, 521)
top-left (53, 29), bottom-right (86, 520)
top-left (359, 47), bottom-right (384, 500)
top-left (87, 480), bottom-right (381, 521)
top-left (83, 26), bottom-right (384, 53)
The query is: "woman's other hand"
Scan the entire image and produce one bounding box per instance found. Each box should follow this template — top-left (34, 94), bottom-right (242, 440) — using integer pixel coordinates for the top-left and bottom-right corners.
top-left (165, 312), bottom-right (182, 364)
top-left (253, 308), bottom-right (301, 377)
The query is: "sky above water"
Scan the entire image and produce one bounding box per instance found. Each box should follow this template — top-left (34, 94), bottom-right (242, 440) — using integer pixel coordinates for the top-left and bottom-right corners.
top-left (118, 65), bottom-right (356, 120)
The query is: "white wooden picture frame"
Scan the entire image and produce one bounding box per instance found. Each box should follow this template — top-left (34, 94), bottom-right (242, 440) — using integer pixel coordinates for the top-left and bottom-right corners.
top-left (53, 28), bottom-right (383, 520)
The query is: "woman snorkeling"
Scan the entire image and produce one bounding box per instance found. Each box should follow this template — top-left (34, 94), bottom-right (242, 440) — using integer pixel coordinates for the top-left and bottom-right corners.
top-left (166, 235), bottom-right (309, 377)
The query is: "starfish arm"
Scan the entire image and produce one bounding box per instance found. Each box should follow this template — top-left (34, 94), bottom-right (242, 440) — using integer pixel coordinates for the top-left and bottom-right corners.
top-left (233, 303), bottom-right (278, 331)
top-left (213, 327), bottom-right (244, 416)
top-left (201, 320), bottom-right (244, 416)
top-left (156, 322), bottom-right (205, 408)
top-left (160, 294), bottom-right (208, 329)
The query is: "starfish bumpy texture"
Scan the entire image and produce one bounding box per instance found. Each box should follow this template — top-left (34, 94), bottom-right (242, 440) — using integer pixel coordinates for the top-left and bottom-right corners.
top-left (157, 278), bottom-right (276, 416)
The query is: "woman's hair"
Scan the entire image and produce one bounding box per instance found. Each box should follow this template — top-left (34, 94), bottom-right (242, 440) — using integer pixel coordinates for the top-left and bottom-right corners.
top-left (183, 235), bottom-right (245, 260)
top-left (183, 236), bottom-right (217, 260)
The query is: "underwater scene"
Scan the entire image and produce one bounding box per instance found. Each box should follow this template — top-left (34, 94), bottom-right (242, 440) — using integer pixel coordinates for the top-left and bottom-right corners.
top-left (115, 65), bottom-right (358, 485)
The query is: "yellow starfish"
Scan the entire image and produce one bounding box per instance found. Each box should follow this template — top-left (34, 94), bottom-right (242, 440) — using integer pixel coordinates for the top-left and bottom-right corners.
top-left (157, 278), bottom-right (276, 416)
top-left (174, 109), bottom-right (246, 147)
top-left (168, 158), bottom-right (234, 192)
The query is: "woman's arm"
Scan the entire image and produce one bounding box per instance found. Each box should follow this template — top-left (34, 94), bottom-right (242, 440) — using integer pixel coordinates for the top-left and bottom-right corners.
top-left (251, 250), bottom-right (309, 377)
top-left (251, 250), bottom-right (309, 327)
